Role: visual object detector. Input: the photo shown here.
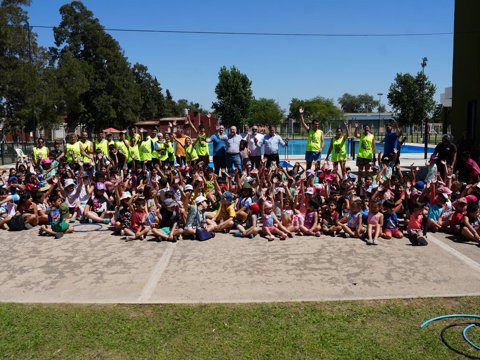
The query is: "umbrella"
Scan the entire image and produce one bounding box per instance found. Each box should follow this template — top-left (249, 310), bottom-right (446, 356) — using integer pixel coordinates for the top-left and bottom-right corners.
top-left (102, 128), bottom-right (120, 133)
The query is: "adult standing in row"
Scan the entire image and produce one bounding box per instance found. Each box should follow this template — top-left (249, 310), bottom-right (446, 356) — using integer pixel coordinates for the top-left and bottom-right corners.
top-left (260, 125), bottom-right (287, 168)
top-left (299, 107), bottom-right (324, 169)
top-left (32, 137), bottom-right (49, 167)
top-left (354, 122), bottom-right (376, 180)
top-left (224, 126), bottom-right (243, 173)
top-left (325, 120), bottom-right (350, 177)
top-left (382, 120), bottom-right (401, 162)
top-left (245, 125), bottom-right (263, 169)
top-left (210, 125), bottom-right (227, 175)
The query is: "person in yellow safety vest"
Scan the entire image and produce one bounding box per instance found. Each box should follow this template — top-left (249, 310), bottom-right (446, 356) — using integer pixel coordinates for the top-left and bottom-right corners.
top-left (106, 133), bottom-right (115, 147)
top-left (79, 131), bottom-right (94, 164)
top-left (139, 129), bottom-right (153, 168)
top-left (94, 132), bottom-right (109, 157)
top-left (185, 136), bottom-right (199, 165)
top-left (354, 121), bottom-right (376, 181)
top-left (299, 106), bottom-right (324, 170)
top-left (325, 120), bottom-right (350, 178)
top-left (62, 133), bottom-right (81, 164)
top-left (159, 133), bottom-right (175, 166)
top-left (115, 131), bottom-right (129, 171)
top-left (187, 116), bottom-right (211, 165)
top-left (127, 127), bottom-right (141, 169)
top-left (150, 129), bottom-right (160, 167)
top-left (32, 137), bottom-right (49, 167)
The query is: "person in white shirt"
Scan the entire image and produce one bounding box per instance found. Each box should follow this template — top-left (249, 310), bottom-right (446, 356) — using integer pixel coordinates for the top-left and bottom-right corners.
top-left (245, 125), bottom-right (264, 169)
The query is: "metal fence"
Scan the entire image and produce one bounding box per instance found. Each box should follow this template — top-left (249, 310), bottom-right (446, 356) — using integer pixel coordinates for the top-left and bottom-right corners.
top-left (0, 141), bottom-right (61, 166)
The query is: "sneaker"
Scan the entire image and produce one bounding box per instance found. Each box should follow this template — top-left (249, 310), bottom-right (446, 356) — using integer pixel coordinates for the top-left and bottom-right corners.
top-left (24, 223), bottom-right (33, 230)
top-left (372, 239), bottom-right (379, 245)
top-left (69, 218), bottom-right (76, 223)
top-left (120, 229), bottom-right (125, 236)
top-left (417, 236), bottom-right (428, 246)
top-left (172, 236), bottom-right (179, 243)
top-left (103, 218), bottom-right (111, 224)
top-left (408, 235), bottom-right (419, 246)
top-left (248, 234), bottom-right (255, 239)
top-left (38, 228), bottom-right (44, 236)
top-left (234, 232), bottom-right (243, 238)
top-left (344, 233), bottom-right (351, 238)
top-left (332, 231), bottom-right (337, 237)
top-left (366, 238), bottom-right (373, 245)
top-left (287, 233), bottom-right (294, 238)
top-left (54, 232), bottom-right (64, 239)
top-left (125, 235), bottom-right (136, 241)
top-left (314, 231), bottom-right (321, 237)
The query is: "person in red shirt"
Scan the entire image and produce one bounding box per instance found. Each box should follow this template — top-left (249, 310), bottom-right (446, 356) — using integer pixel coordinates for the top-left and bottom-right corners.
top-left (321, 200), bottom-right (342, 236)
top-left (462, 151), bottom-right (480, 183)
top-left (124, 197), bottom-right (151, 241)
top-left (448, 197), bottom-right (468, 235)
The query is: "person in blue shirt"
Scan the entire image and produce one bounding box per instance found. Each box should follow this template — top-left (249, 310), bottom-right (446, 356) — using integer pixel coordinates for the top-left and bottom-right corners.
top-left (258, 126), bottom-right (288, 168)
top-left (382, 120), bottom-right (401, 162)
top-left (209, 125), bottom-right (227, 175)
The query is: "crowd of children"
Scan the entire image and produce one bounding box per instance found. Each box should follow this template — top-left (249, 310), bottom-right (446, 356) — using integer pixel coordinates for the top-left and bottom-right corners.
top-left (1, 128), bottom-right (480, 249)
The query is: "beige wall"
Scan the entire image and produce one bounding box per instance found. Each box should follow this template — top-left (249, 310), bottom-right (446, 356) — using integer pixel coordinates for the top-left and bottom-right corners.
top-left (452, 0), bottom-right (480, 157)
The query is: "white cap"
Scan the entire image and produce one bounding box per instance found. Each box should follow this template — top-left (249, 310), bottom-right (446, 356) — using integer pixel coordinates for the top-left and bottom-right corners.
top-left (195, 196), bottom-right (207, 205)
top-left (64, 178), bottom-right (76, 188)
top-left (120, 191), bottom-right (132, 200)
top-left (305, 187), bottom-right (314, 195)
top-left (184, 184), bottom-right (194, 191)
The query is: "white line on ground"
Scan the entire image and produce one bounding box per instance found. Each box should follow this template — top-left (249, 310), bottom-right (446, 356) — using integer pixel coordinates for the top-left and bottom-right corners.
top-left (138, 242), bottom-right (176, 302)
top-left (428, 234), bottom-right (480, 272)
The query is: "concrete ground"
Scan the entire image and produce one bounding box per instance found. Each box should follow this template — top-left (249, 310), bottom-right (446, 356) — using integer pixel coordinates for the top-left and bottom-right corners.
top-left (3, 152), bottom-right (475, 305)
top-left (0, 227), bottom-right (479, 304)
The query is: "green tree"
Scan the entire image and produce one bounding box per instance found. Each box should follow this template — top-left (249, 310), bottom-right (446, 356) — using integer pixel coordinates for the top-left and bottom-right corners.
top-left (338, 93), bottom-right (380, 113)
top-left (387, 72), bottom-right (436, 127)
top-left (289, 97), bottom-right (343, 127)
top-left (52, 1), bottom-right (141, 130)
top-left (212, 66), bottom-right (253, 127)
top-left (163, 89), bottom-right (177, 117)
top-left (249, 98), bottom-right (284, 126)
top-left (132, 63), bottom-right (164, 120)
top-left (0, 0), bottom-right (61, 136)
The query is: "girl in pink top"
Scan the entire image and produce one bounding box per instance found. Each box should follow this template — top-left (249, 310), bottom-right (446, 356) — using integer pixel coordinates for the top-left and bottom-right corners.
top-left (367, 201), bottom-right (383, 245)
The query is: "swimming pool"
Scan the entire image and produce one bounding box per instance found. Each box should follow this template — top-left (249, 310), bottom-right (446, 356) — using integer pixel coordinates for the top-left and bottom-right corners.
top-left (207, 139), bottom-right (434, 156)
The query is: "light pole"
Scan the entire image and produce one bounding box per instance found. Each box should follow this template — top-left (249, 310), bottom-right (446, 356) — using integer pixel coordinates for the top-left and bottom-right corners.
top-left (421, 57), bottom-right (428, 159)
top-left (377, 93), bottom-right (383, 137)
top-left (24, 20), bottom-right (36, 142)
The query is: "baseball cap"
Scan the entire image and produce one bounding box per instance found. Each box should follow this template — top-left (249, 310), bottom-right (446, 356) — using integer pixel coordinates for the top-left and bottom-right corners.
top-left (222, 191), bottom-right (234, 203)
top-left (249, 203), bottom-right (260, 213)
top-left (242, 183), bottom-right (252, 190)
top-left (120, 191), bottom-right (132, 200)
top-left (414, 181), bottom-right (425, 191)
top-left (456, 197), bottom-right (468, 204)
top-left (305, 187), bottom-right (315, 195)
top-left (195, 196), bottom-right (207, 205)
top-left (465, 195), bottom-right (478, 204)
top-left (162, 198), bottom-right (177, 208)
top-left (38, 184), bottom-right (50, 192)
top-left (437, 186), bottom-right (452, 195)
top-left (306, 169), bottom-right (314, 177)
top-left (64, 178), bottom-right (76, 188)
top-left (95, 182), bottom-right (106, 190)
top-left (41, 158), bottom-right (52, 166)
top-left (184, 184), bottom-right (194, 191)
top-left (8, 176), bottom-right (18, 182)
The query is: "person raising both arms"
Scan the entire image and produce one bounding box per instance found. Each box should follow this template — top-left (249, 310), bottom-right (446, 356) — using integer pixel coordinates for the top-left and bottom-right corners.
top-left (325, 120), bottom-right (350, 178)
top-left (354, 121), bottom-right (376, 181)
top-left (299, 106), bottom-right (324, 169)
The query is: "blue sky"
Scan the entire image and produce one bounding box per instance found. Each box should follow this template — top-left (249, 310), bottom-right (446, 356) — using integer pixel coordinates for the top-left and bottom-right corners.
top-left (27, 0), bottom-right (454, 112)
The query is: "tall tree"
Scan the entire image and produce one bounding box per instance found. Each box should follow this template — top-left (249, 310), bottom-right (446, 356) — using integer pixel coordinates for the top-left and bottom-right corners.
top-left (338, 93), bottom-right (380, 113)
top-left (52, 1), bottom-right (141, 130)
top-left (289, 97), bottom-right (343, 127)
top-left (163, 89), bottom-right (177, 117)
top-left (249, 98), bottom-right (284, 126)
top-left (212, 66), bottom-right (253, 127)
top-left (0, 0), bottom-right (60, 135)
top-left (387, 72), bottom-right (436, 127)
top-left (132, 63), bottom-right (164, 120)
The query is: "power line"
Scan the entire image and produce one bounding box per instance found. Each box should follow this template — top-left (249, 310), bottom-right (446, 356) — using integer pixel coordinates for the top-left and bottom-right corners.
top-left (30, 25), bottom-right (453, 37)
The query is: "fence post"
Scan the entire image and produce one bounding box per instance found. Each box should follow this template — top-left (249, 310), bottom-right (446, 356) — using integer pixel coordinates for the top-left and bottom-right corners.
top-left (350, 137), bottom-right (355, 160)
top-left (0, 142), bottom-right (3, 165)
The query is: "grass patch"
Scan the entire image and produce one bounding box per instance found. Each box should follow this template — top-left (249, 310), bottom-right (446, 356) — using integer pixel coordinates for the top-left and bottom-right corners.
top-left (0, 297), bottom-right (479, 359)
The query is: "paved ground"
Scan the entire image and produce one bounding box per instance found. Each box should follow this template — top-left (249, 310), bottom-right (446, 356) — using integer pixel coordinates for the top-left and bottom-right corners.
top-left (0, 227), bottom-right (479, 304)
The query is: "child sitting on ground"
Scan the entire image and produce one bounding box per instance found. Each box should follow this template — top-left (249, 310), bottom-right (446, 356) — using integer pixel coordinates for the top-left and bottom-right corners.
top-left (234, 203), bottom-right (260, 238)
top-left (298, 199), bottom-right (321, 237)
top-left (366, 201), bottom-right (384, 245)
top-left (124, 197), bottom-right (151, 241)
top-left (321, 200), bottom-right (341, 236)
top-left (460, 203), bottom-right (480, 246)
top-left (39, 195), bottom-right (74, 239)
top-left (339, 199), bottom-right (364, 239)
top-left (382, 200), bottom-right (404, 239)
top-left (406, 201), bottom-right (428, 246)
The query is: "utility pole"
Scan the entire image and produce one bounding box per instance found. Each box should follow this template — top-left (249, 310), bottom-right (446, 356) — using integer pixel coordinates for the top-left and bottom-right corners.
top-left (25, 20), bottom-right (36, 142)
top-left (421, 57), bottom-right (428, 159)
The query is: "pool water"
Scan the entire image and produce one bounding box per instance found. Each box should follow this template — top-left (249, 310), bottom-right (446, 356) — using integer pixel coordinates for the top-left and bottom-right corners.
top-left (207, 139), bottom-right (434, 156)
